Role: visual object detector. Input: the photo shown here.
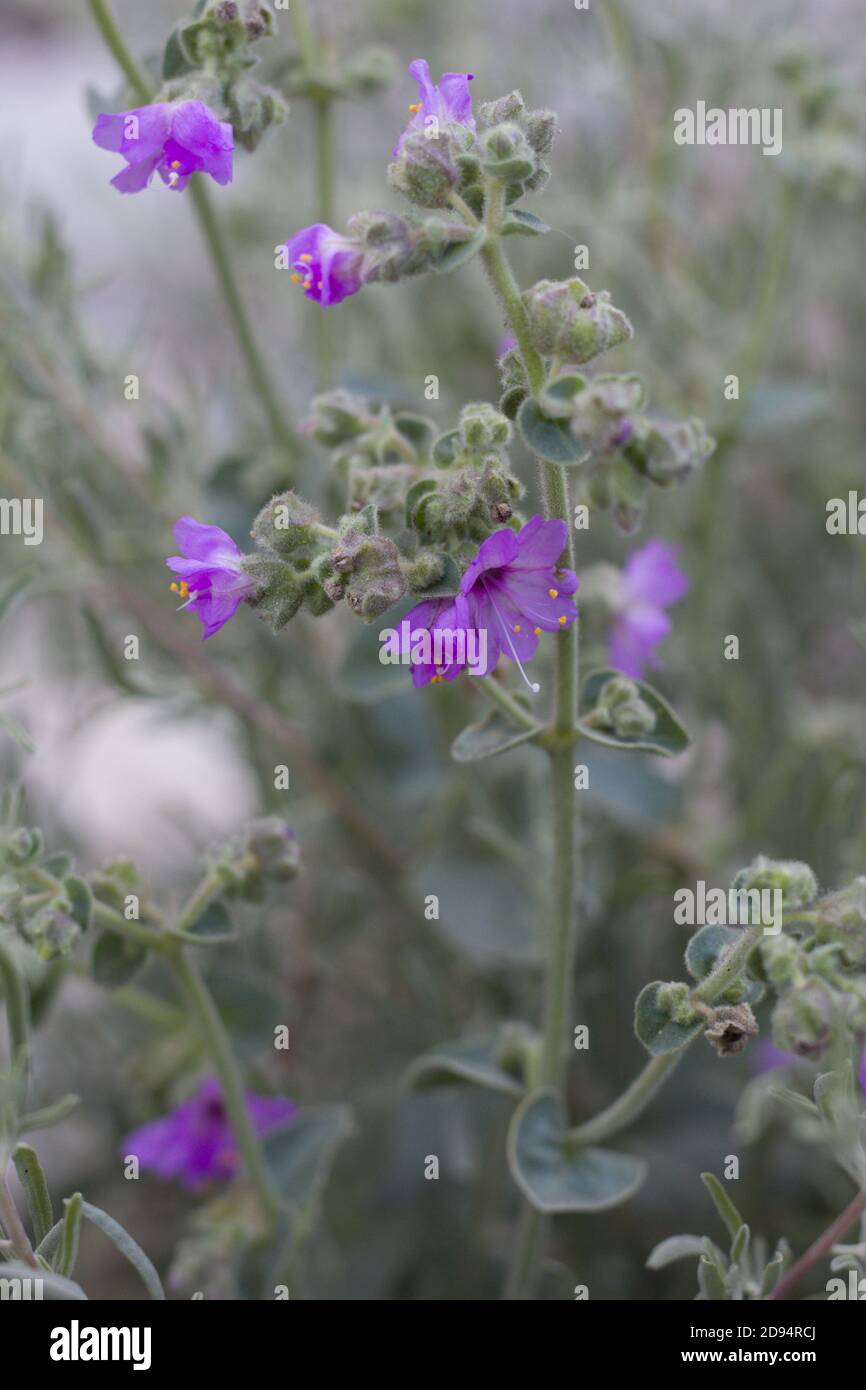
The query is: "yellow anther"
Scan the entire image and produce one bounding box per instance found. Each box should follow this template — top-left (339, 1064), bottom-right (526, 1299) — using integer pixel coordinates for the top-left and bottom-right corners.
top-left (170, 581), bottom-right (190, 599)
top-left (299, 253), bottom-right (313, 262)
top-left (408, 102), bottom-right (421, 114)
top-left (513, 624), bottom-right (521, 633)
top-left (534, 626), bottom-right (542, 636)
top-left (558, 615), bottom-right (567, 625)
top-left (431, 674), bottom-right (443, 684)
top-left (548, 588), bottom-right (558, 599)
top-left (290, 272), bottom-right (302, 284)
top-left (171, 160), bottom-right (181, 170)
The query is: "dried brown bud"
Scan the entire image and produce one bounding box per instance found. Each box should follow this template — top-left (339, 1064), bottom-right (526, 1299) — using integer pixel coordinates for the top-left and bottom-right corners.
top-left (703, 1002), bottom-right (759, 1057)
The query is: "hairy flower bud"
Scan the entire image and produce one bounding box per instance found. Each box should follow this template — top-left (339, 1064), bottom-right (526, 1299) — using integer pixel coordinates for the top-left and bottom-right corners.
top-left (459, 401), bottom-right (512, 452)
top-left (388, 130), bottom-right (460, 207)
top-left (585, 675), bottom-right (657, 738)
top-left (407, 550), bottom-right (447, 593)
top-left (250, 491), bottom-right (322, 555)
top-left (772, 977), bottom-right (839, 1055)
top-left (626, 416), bottom-right (715, 486)
top-left (329, 528), bottom-right (407, 621)
top-left (522, 278), bottom-right (633, 363)
top-left (242, 553), bottom-right (304, 630)
top-left (815, 877), bottom-right (866, 964)
top-left (731, 856), bottom-right (819, 911)
top-left (245, 818), bottom-right (301, 883)
top-left (21, 899), bottom-right (80, 961)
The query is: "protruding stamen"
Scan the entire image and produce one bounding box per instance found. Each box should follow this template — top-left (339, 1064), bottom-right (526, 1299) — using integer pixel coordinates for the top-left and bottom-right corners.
top-left (548, 588), bottom-right (558, 599)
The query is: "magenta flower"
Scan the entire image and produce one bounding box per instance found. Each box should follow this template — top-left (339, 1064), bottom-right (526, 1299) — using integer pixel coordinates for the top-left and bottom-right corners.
top-left (123, 1077), bottom-right (295, 1191)
top-left (92, 100), bottom-right (233, 194)
top-left (460, 517), bottom-right (578, 684)
top-left (394, 58), bottom-right (475, 154)
top-left (283, 223), bottom-right (365, 307)
top-left (400, 594), bottom-right (473, 688)
top-left (608, 540), bottom-right (688, 678)
top-left (166, 517), bottom-right (256, 640)
top-left (402, 516), bottom-right (578, 690)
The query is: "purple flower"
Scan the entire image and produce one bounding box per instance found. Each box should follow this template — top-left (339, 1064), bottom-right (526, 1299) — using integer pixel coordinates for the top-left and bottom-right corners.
top-left (400, 594), bottom-right (473, 688)
top-left (92, 100), bottom-right (233, 194)
top-left (608, 540), bottom-right (688, 678)
top-left (283, 224), bottom-right (365, 307)
top-left (402, 516), bottom-right (578, 690)
top-left (166, 516), bottom-right (256, 640)
top-left (123, 1077), bottom-right (295, 1191)
top-left (394, 58), bottom-right (475, 154)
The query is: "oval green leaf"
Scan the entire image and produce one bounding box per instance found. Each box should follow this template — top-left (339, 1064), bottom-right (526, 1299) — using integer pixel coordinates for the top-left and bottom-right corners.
top-left (507, 1090), bottom-right (647, 1213)
top-left (517, 398), bottom-right (588, 466)
top-left (634, 981), bottom-right (703, 1055)
top-left (578, 668), bottom-right (690, 758)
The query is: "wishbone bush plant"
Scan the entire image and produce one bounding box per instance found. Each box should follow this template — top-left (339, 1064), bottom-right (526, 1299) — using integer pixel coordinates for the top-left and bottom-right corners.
top-left (2, 0), bottom-right (866, 1303)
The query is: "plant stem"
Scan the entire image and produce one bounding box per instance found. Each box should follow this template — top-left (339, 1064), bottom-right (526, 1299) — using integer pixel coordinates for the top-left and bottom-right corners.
top-left (166, 946), bottom-right (281, 1227)
top-left (0, 938), bottom-right (30, 1093)
top-left (86, 0), bottom-right (298, 457)
top-left (477, 199), bottom-right (581, 1298)
top-left (770, 1185), bottom-right (866, 1301)
top-left (570, 923), bottom-right (765, 1146)
top-left (476, 675), bottom-right (541, 731)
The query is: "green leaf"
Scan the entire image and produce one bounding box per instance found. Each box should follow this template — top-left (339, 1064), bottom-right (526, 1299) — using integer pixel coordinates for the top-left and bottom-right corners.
top-left (538, 373), bottom-right (588, 420)
top-left (508, 1090), bottom-right (647, 1213)
top-left (57, 1192), bottom-right (82, 1277)
top-left (731, 1223), bottom-right (751, 1266)
top-left (451, 702), bottom-right (540, 763)
top-left (578, 668), bottom-right (690, 758)
top-left (701, 1171), bottom-right (745, 1241)
top-left (685, 925), bottom-right (764, 1004)
top-left (13, 1144), bottom-right (53, 1243)
top-left (63, 876), bottom-right (93, 933)
top-left (162, 24), bottom-right (200, 80)
top-left (0, 1260), bottom-right (86, 1300)
top-left (91, 930), bottom-right (148, 988)
top-left (263, 1105), bottom-right (354, 1212)
top-left (404, 478), bottom-right (438, 528)
top-left (517, 398), bottom-right (588, 466)
top-left (698, 1253), bottom-right (728, 1300)
top-left (185, 900), bottom-right (234, 942)
top-left (411, 553), bottom-right (461, 599)
top-left (431, 429), bottom-right (461, 469)
top-left (433, 228), bottom-right (487, 274)
top-left (394, 413), bottom-right (435, 458)
top-left (406, 1030), bottom-right (532, 1097)
top-left (634, 981), bottom-right (703, 1055)
top-left (501, 208), bottom-right (551, 236)
top-left (79, 1200), bottom-right (165, 1300)
top-left (646, 1234), bottom-right (707, 1269)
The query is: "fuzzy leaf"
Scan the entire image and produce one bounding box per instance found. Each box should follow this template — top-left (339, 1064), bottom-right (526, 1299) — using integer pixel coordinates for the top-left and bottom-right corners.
top-left (501, 208), bottom-right (551, 236)
top-left (578, 668), bottom-right (690, 758)
top-left (646, 1234), bottom-right (707, 1269)
top-left (517, 398), bottom-right (588, 466)
top-left (406, 1030), bottom-right (531, 1097)
top-left (91, 930), bottom-right (148, 988)
top-left (701, 1171), bottom-right (745, 1241)
top-left (451, 704), bottom-right (540, 763)
top-left (79, 1200), bottom-right (166, 1300)
top-left (13, 1144), bottom-right (53, 1243)
top-left (634, 981), bottom-right (703, 1055)
top-left (508, 1090), bottom-right (647, 1213)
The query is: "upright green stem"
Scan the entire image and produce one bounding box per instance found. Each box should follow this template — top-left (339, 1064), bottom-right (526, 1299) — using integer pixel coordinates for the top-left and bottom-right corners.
top-left (86, 0), bottom-right (298, 456)
top-left (477, 185), bottom-right (580, 1296)
top-left (166, 946), bottom-right (280, 1226)
top-left (0, 937), bottom-right (30, 1088)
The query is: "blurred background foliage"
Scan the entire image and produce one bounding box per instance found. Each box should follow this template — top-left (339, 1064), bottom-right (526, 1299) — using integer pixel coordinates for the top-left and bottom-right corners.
top-left (0, 0), bottom-right (864, 1297)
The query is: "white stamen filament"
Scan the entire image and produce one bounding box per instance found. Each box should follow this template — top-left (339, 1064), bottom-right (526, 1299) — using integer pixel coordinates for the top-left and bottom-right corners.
top-left (482, 581), bottom-right (541, 694)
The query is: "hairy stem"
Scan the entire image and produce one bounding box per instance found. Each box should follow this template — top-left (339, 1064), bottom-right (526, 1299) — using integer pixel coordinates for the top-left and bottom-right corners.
top-left (477, 199), bottom-right (580, 1298)
top-left (166, 947), bottom-right (280, 1227)
top-left (0, 1170), bottom-right (38, 1268)
top-left (570, 923), bottom-right (765, 1145)
top-left (86, 0), bottom-right (298, 457)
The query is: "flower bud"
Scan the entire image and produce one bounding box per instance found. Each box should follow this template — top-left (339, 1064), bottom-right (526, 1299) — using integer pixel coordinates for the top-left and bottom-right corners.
top-left (815, 877), bottom-right (866, 965)
top-left (242, 554), bottom-right (304, 630)
top-left (522, 278), bottom-right (633, 363)
top-left (348, 464), bottom-right (417, 524)
top-left (459, 402), bottom-right (512, 452)
top-left (586, 675), bottom-right (657, 739)
top-left (703, 1002), bottom-right (759, 1056)
top-left (772, 977), bottom-right (838, 1055)
top-left (731, 856), bottom-right (819, 911)
top-left (407, 550), bottom-right (447, 593)
top-left (755, 933), bottom-right (801, 988)
top-left (656, 980), bottom-right (700, 1027)
top-left (349, 210), bottom-right (430, 284)
top-left (627, 416), bottom-right (715, 486)
top-left (330, 529), bottom-right (407, 621)
top-left (480, 123), bottom-right (535, 181)
top-left (245, 818), bottom-right (301, 883)
top-left (251, 491), bottom-right (322, 555)
top-left (20, 899), bottom-right (79, 962)
top-left (388, 131), bottom-right (460, 208)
